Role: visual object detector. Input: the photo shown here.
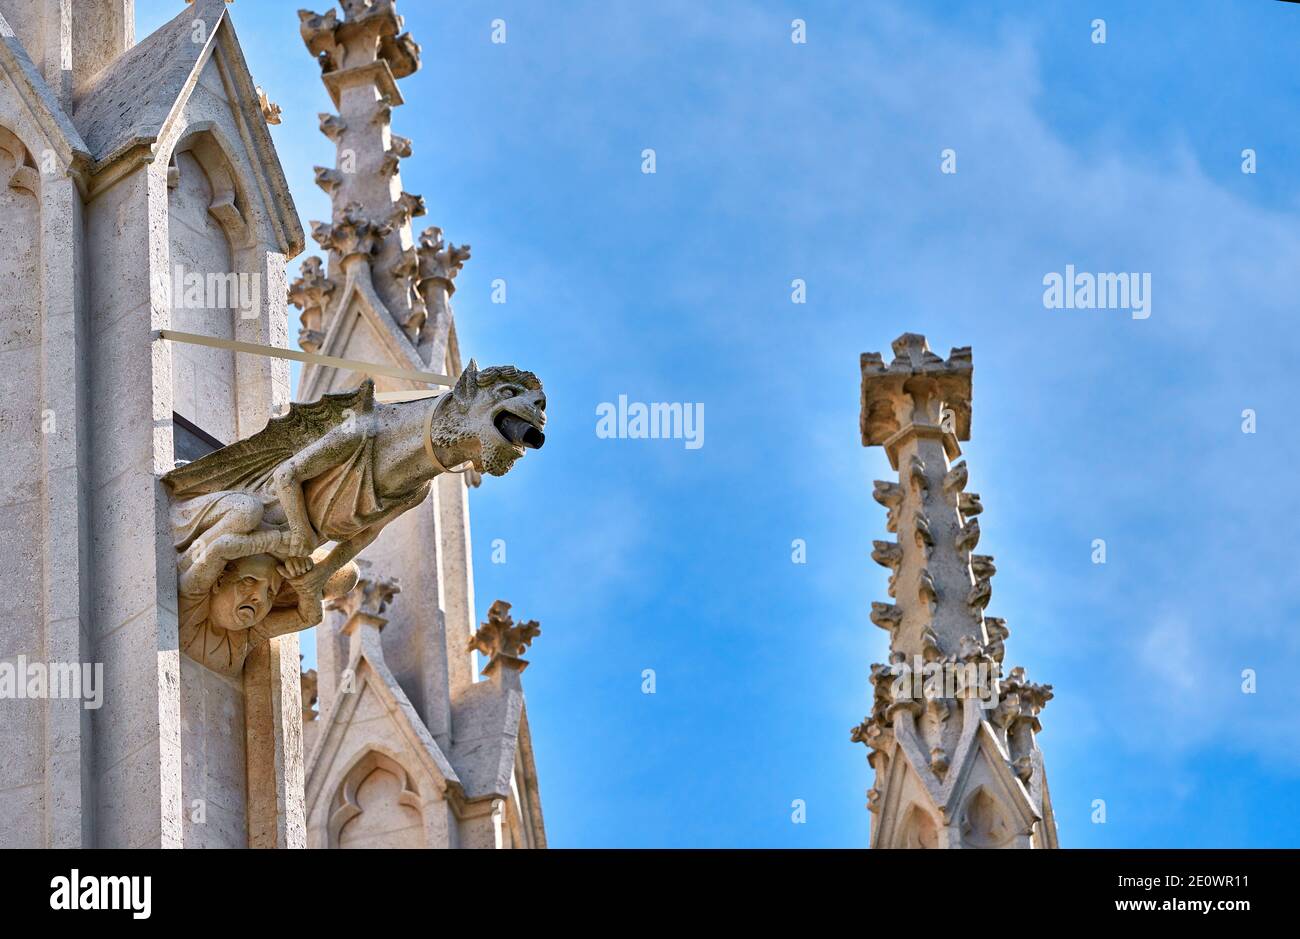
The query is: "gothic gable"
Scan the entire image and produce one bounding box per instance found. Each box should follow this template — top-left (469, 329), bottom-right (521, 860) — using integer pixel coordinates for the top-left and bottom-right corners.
top-left (305, 614), bottom-right (463, 848)
top-left (72, 0), bottom-right (301, 254)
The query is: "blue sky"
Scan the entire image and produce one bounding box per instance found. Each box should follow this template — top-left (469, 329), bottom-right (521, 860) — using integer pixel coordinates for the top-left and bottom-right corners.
top-left (138, 0), bottom-right (1300, 847)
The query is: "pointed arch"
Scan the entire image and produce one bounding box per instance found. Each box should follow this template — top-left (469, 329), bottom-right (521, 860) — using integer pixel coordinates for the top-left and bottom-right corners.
top-left (897, 803), bottom-right (940, 849)
top-left (960, 786), bottom-right (1017, 848)
top-left (165, 123), bottom-right (253, 247)
top-left (0, 123), bottom-right (38, 196)
top-left (327, 748), bottom-right (424, 849)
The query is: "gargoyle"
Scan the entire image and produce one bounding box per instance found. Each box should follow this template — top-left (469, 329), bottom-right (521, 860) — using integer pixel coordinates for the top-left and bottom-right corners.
top-left (163, 360), bottom-right (546, 653)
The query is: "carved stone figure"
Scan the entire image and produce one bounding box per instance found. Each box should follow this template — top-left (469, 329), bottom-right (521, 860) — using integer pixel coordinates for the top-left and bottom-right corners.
top-left (176, 542), bottom-right (358, 678)
top-left (163, 360), bottom-right (546, 652)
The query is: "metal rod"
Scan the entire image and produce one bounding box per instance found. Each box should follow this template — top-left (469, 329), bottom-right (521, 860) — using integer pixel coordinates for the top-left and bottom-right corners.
top-left (155, 329), bottom-right (455, 388)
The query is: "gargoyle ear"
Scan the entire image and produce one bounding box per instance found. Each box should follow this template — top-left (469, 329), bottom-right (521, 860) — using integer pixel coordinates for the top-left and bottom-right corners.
top-left (453, 358), bottom-right (479, 410)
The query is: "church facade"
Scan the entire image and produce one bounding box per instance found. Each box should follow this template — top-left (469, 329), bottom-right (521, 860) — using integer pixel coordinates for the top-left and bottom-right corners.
top-left (0, 0), bottom-right (545, 849)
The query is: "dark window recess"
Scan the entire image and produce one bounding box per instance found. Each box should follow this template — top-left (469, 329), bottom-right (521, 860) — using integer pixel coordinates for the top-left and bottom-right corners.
top-left (172, 413), bottom-right (226, 466)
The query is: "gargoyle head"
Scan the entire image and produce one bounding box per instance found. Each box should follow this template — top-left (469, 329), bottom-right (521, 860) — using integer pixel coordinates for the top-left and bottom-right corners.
top-left (437, 360), bottom-right (546, 477)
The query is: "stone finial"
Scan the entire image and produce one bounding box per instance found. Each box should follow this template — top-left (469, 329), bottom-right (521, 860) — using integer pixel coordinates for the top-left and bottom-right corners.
top-left (1000, 667), bottom-right (1054, 724)
top-left (300, 2), bottom-right (422, 78)
top-left (299, 0), bottom-right (434, 347)
top-left (860, 333), bottom-right (972, 467)
top-left (311, 202), bottom-right (393, 260)
top-left (256, 86), bottom-right (282, 125)
top-left (403, 226), bottom-right (471, 342)
top-left (319, 112), bottom-right (347, 140)
top-left (984, 617), bottom-right (1010, 664)
top-left (314, 166), bottom-right (343, 194)
top-left (288, 256), bottom-right (338, 353)
top-left (390, 192), bottom-right (427, 227)
top-left (299, 8), bottom-right (342, 72)
top-left (326, 561), bottom-right (401, 621)
top-left (416, 226), bottom-right (472, 295)
top-left (468, 600), bottom-right (540, 675)
top-left (997, 667), bottom-right (1053, 780)
top-left (301, 664), bottom-right (319, 722)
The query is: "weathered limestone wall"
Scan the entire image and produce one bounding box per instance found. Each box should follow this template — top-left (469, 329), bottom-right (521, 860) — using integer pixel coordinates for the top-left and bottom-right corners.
top-left (0, 0), bottom-right (134, 107)
top-left (369, 497), bottom-right (452, 748)
top-left (1, 0), bottom-right (308, 849)
top-left (85, 163), bottom-right (184, 849)
top-left (82, 38), bottom-right (299, 850)
top-left (46, 154), bottom-right (95, 850)
top-left (0, 126), bottom-right (48, 846)
top-left (153, 39), bottom-right (302, 848)
top-left (179, 656), bottom-right (247, 847)
top-left (456, 802), bottom-right (500, 850)
top-left (165, 51), bottom-right (289, 445)
top-left (0, 22), bottom-right (96, 836)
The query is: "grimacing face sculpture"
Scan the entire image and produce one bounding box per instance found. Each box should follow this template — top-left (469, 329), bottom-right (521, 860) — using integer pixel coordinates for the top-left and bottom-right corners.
top-left (207, 554), bottom-right (283, 632)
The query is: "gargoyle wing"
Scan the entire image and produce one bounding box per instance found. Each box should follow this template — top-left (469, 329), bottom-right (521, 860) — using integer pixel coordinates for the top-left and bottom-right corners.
top-left (163, 381), bottom-right (376, 499)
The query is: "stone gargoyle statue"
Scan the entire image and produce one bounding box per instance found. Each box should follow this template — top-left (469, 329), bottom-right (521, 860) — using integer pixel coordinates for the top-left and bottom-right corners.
top-left (162, 360), bottom-right (546, 675)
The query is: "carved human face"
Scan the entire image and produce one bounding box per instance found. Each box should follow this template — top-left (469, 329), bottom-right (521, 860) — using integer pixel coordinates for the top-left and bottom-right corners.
top-left (209, 555), bottom-right (283, 632)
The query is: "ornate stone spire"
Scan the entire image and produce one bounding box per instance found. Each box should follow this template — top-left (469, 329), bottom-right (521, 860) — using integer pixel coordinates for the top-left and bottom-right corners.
top-left (293, 0), bottom-right (468, 367)
top-left (852, 334), bottom-right (1057, 849)
top-left (467, 600), bottom-right (540, 677)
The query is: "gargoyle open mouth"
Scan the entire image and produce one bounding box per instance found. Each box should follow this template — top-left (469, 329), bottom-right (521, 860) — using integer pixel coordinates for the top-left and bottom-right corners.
top-left (237, 603), bottom-right (258, 619)
top-left (494, 411), bottom-right (546, 450)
